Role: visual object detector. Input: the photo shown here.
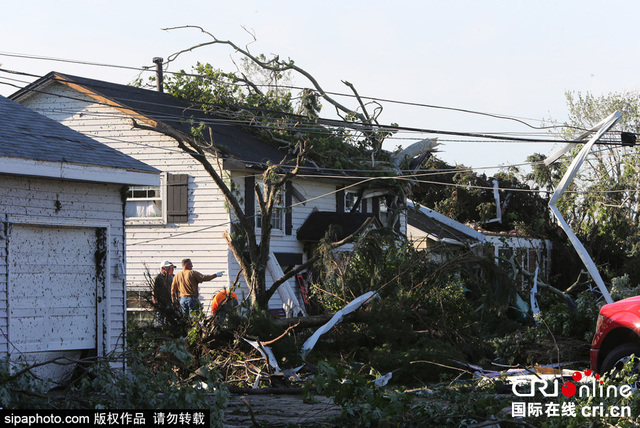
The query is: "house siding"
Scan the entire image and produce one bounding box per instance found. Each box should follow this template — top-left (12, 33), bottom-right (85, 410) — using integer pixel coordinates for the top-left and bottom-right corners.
top-left (20, 84), bottom-right (278, 311)
top-left (0, 175), bottom-right (125, 358)
top-left (19, 82), bottom-right (407, 314)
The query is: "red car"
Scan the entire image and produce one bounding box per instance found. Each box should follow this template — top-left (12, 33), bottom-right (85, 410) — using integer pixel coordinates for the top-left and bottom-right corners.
top-left (591, 295), bottom-right (640, 374)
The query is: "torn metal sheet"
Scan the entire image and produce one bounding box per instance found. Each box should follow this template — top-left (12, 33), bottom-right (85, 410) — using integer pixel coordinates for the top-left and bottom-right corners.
top-left (544, 113), bottom-right (621, 166)
top-left (373, 372), bottom-right (393, 387)
top-left (391, 138), bottom-right (439, 167)
top-left (268, 252), bottom-right (306, 317)
top-left (300, 291), bottom-right (377, 358)
top-left (547, 111), bottom-right (621, 304)
top-left (243, 338), bottom-right (282, 373)
top-left (530, 266), bottom-right (540, 320)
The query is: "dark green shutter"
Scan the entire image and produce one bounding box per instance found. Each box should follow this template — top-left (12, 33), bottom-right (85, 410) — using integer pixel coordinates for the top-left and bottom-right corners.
top-left (245, 175), bottom-right (256, 226)
top-left (336, 187), bottom-right (345, 213)
top-left (285, 181), bottom-right (293, 235)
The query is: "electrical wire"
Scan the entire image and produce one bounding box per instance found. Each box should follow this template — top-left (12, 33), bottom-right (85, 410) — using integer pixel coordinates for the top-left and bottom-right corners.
top-left (2, 66), bottom-right (639, 194)
top-left (0, 62), bottom-right (609, 143)
top-left (4, 69), bottom-right (621, 148)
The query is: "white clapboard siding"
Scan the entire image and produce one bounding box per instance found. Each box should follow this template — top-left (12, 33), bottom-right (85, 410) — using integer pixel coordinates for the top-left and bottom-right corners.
top-left (19, 81), bottom-right (406, 315)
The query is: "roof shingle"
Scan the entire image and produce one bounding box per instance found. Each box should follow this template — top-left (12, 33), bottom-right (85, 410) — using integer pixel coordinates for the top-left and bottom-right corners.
top-left (0, 94), bottom-right (158, 173)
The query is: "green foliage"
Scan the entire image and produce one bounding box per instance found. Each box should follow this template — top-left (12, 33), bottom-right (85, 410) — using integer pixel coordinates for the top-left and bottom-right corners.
top-left (310, 230), bottom-right (540, 383)
top-left (156, 61), bottom-right (387, 172)
top-left (610, 274), bottom-right (640, 301)
top-left (0, 337), bottom-right (228, 427)
top-left (307, 361), bottom-right (516, 427)
top-left (541, 90), bottom-right (640, 285)
top-left (306, 360), bottom-right (413, 427)
top-left (0, 358), bottom-right (53, 408)
top-left (414, 157), bottom-right (555, 237)
top-left (536, 293), bottom-right (602, 342)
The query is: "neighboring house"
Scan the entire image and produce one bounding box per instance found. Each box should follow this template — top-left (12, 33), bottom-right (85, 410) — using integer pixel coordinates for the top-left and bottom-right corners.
top-left (12, 72), bottom-right (402, 317)
top-left (407, 202), bottom-right (552, 280)
top-left (0, 95), bottom-right (159, 382)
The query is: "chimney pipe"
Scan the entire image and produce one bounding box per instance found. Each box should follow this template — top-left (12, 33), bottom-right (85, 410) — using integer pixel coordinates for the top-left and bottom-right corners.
top-left (152, 57), bottom-right (164, 93)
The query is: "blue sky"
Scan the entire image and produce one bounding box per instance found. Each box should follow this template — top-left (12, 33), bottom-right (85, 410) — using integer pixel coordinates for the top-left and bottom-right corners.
top-left (1, 0), bottom-right (639, 170)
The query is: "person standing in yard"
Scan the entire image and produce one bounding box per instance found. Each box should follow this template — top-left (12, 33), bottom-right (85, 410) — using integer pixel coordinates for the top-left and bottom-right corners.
top-left (211, 288), bottom-right (239, 317)
top-left (153, 260), bottom-right (176, 323)
top-left (171, 258), bottom-right (223, 314)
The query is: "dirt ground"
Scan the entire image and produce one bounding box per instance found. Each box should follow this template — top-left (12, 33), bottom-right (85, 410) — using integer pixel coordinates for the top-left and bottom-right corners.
top-left (223, 393), bottom-right (341, 427)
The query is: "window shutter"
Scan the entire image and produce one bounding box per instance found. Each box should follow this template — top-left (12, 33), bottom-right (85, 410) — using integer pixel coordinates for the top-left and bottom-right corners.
top-left (285, 181), bottom-right (293, 235)
top-left (245, 175), bottom-right (255, 226)
top-left (336, 187), bottom-right (345, 213)
top-left (167, 174), bottom-right (188, 223)
top-left (372, 197), bottom-right (380, 216)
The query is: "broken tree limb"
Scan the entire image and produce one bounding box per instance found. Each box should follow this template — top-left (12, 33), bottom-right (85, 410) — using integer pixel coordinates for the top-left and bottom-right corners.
top-left (271, 311), bottom-right (370, 329)
top-left (230, 386), bottom-right (305, 395)
top-left (264, 217), bottom-right (374, 303)
top-left (261, 322), bottom-right (300, 346)
top-left (500, 254), bottom-right (577, 309)
top-left (163, 25), bottom-right (370, 125)
top-left (240, 397), bottom-right (259, 426)
top-left (564, 270), bottom-right (590, 294)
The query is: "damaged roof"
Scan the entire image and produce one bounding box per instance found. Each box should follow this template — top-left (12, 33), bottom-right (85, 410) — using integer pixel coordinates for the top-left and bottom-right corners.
top-left (10, 72), bottom-right (297, 170)
top-left (407, 203), bottom-right (484, 245)
top-left (297, 211), bottom-right (381, 241)
top-left (0, 94), bottom-right (158, 179)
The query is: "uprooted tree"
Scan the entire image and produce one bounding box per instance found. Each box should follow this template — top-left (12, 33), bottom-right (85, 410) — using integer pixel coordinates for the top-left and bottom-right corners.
top-left (135, 26), bottom-right (435, 310)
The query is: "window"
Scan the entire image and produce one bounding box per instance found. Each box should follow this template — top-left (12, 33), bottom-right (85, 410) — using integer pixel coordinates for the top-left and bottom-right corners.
top-left (125, 173), bottom-right (189, 224)
top-left (345, 191), bottom-right (359, 213)
top-left (245, 176), bottom-right (292, 235)
top-left (256, 187), bottom-right (285, 231)
top-left (125, 185), bottom-right (163, 220)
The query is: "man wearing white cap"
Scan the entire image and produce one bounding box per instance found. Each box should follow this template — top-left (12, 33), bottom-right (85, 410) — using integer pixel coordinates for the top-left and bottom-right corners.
top-left (153, 261), bottom-right (175, 321)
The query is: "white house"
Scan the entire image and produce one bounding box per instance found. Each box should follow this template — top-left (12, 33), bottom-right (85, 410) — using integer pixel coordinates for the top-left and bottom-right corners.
top-left (12, 72), bottom-right (403, 317)
top-left (0, 95), bottom-right (159, 382)
top-left (407, 202), bottom-right (552, 279)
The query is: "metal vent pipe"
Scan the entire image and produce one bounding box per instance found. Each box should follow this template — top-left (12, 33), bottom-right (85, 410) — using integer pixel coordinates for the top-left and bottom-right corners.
top-left (152, 57), bottom-right (164, 93)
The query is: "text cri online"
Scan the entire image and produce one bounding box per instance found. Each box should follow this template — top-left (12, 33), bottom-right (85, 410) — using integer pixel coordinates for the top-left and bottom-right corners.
top-left (583, 404), bottom-right (631, 418)
top-left (5, 413), bottom-right (90, 426)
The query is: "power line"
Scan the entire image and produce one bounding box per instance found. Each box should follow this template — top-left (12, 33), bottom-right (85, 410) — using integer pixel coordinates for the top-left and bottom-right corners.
top-left (3, 52), bottom-right (638, 148)
top-left (12, 86), bottom-right (638, 179)
top-left (2, 69), bottom-right (598, 146)
top-left (0, 58), bottom-right (580, 138)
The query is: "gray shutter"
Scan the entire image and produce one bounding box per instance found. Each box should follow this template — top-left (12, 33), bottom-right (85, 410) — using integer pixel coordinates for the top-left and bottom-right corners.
top-left (167, 174), bottom-right (188, 223)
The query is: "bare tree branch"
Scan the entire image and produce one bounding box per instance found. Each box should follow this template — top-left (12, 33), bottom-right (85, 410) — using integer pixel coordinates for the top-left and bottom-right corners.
top-left (163, 25), bottom-right (370, 124)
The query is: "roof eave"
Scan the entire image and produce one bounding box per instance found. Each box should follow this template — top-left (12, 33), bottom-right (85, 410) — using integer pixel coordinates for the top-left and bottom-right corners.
top-left (0, 156), bottom-right (160, 186)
